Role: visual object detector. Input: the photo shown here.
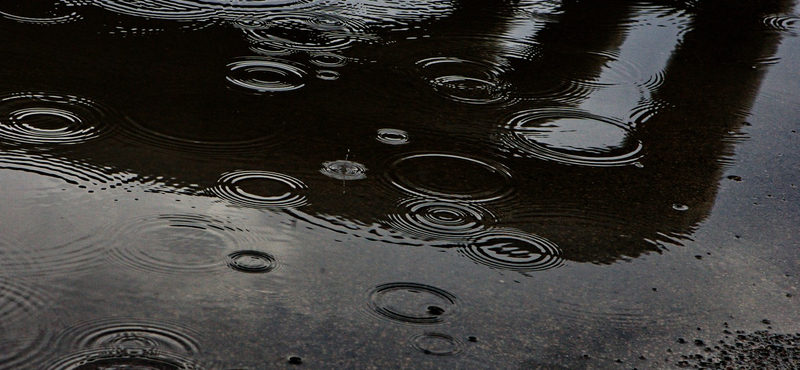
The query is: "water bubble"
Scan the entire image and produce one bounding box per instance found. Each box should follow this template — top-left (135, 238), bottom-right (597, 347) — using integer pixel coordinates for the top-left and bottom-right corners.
top-left (207, 170), bottom-right (308, 209)
top-left (226, 57), bottom-right (307, 93)
top-left (385, 153), bottom-right (514, 202)
top-left (459, 229), bottom-right (563, 272)
top-left (106, 213), bottom-right (247, 275)
top-left (417, 57), bottom-right (512, 105)
top-left (0, 92), bottom-right (119, 146)
top-left (320, 160), bottom-right (367, 180)
top-left (383, 198), bottom-right (496, 242)
top-left (365, 282), bottom-right (458, 325)
top-left (56, 318), bottom-right (201, 355)
top-left (498, 108), bottom-right (643, 167)
top-left (226, 250), bottom-right (278, 273)
top-left (672, 203), bottom-right (689, 211)
top-left (376, 128), bottom-right (409, 145)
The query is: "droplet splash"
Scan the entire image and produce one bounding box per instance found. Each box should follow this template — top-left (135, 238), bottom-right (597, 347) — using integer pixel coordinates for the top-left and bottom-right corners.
top-left (320, 160), bottom-right (368, 180)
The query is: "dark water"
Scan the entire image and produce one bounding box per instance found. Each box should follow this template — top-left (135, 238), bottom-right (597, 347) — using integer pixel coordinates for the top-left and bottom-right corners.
top-left (0, 0), bottom-right (799, 369)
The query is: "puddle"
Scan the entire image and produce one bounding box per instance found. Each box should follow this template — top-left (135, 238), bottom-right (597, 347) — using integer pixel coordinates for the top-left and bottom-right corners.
top-left (0, 0), bottom-right (799, 368)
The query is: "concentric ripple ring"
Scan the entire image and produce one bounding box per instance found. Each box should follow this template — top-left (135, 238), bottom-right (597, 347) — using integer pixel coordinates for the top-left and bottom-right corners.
top-left (365, 282), bottom-right (458, 325)
top-left (459, 228), bottom-right (563, 272)
top-left (208, 170), bottom-right (308, 209)
top-left (386, 153), bottom-right (514, 202)
top-left (0, 92), bottom-right (118, 145)
top-left (498, 108), bottom-right (643, 167)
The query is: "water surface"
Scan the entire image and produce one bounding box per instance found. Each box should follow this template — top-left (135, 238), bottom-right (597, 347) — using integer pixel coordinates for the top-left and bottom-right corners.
top-left (0, 0), bottom-right (799, 368)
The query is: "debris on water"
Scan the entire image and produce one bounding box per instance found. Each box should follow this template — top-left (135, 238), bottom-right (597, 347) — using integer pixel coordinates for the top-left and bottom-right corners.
top-left (288, 356), bottom-right (302, 365)
top-left (427, 306), bottom-right (445, 315)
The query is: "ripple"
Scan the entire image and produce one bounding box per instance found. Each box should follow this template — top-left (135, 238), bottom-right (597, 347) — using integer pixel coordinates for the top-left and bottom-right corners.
top-left (286, 209), bottom-right (426, 247)
top-left (384, 198), bottom-right (496, 242)
top-left (551, 299), bottom-right (693, 330)
top-left (550, 50), bottom-right (667, 90)
top-left (0, 1), bottom-right (81, 25)
top-left (337, 0), bottom-right (453, 26)
top-left (365, 282), bottom-right (458, 325)
top-left (308, 52), bottom-right (349, 68)
top-left (385, 153), bottom-right (514, 202)
top-left (316, 69), bottom-right (340, 80)
top-left (409, 333), bottom-right (463, 356)
top-left (241, 12), bottom-right (371, 52)
top-left (84, 0), bottom-right (218, 21)
top-left (497, 108), bottom-right (643, 167)
top-left (88, 0), bottom-right (313, 22)
top-left (56, 318), bottom-right (201, 354)
top-left (226, 250), bottom-right (278, 273)
top-left (0, 279), bottom-right (56, 370)
top-left (226, 57), bottom-right (307, 93)
top-left (0, 92), bottom-right (119, 146)
top-left (45, 348), bottom-right (201, 370)
top-left (417, 57), bottom-right (513, 105)
top-left (459, 228), bottom-right (563, 272)
top-left (320, 160), bottom-right (367, 180)
top-left (763, 14), bottom-right (800, 34)
top-left (207, 170), bottom-right (308, 209)
top-left (119, 105), bottom-right (282, 157)
top-left (376, 128), bottom-right (409, 145)
top-left (106, 213), bottom-right (249, 275)
top-left (0, 150), bottom-right (197, 196)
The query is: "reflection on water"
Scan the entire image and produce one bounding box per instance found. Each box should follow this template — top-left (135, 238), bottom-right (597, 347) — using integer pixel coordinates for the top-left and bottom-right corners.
top-left (0, 0), bottom-right (798, 368)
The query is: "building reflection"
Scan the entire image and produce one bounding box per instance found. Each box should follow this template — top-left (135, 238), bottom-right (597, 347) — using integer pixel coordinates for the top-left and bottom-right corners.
top-left (0, 0), bottom-right (793, 268)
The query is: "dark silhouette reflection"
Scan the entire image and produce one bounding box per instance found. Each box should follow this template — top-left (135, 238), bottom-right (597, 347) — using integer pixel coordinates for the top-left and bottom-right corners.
top-left (0, 0), bottom-right (793, 270)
